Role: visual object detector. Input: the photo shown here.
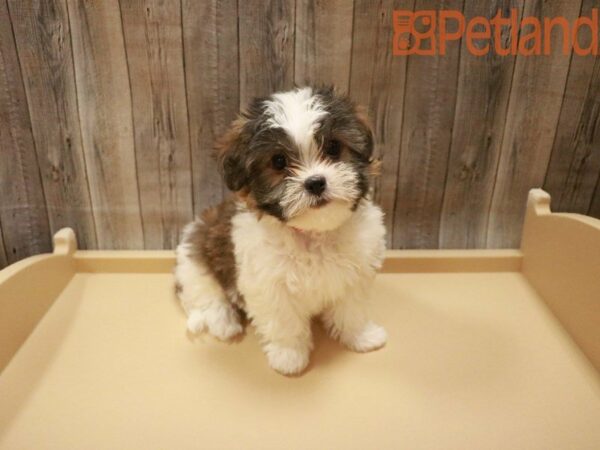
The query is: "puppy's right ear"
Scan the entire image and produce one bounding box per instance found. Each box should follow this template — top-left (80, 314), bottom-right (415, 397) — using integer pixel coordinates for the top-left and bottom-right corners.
top-left (215, 118), bottom-right (249, 192)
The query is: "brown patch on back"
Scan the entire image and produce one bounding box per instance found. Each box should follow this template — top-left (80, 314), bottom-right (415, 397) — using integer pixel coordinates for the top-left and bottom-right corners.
top-left (183, 199), bottom-right (243, 307)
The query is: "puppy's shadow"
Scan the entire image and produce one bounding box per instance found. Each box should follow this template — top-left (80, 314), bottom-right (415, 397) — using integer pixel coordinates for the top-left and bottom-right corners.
top-left (304, 322), bottom-right (349, 372)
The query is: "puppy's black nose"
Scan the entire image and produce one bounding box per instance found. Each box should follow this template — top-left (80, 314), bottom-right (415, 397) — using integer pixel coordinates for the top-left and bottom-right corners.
top-left (304, 175), bottom-right (327, 195)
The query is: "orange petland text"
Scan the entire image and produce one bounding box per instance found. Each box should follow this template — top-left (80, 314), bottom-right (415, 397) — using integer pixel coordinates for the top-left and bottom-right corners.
top-left (393, 9), bottom-right (599, 56)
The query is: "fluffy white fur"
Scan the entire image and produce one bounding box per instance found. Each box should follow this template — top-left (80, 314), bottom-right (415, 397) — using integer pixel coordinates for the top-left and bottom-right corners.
top-left (286, 200), bottom-right (353, 232)
top-left (237, 199), bottom-right (386, 374)
top-left (175, 200), bottom-right (386, 374)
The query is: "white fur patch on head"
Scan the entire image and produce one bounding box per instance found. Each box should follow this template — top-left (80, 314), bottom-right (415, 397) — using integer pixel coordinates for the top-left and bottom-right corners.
top-left (263, 87), bottom-right (328, 155)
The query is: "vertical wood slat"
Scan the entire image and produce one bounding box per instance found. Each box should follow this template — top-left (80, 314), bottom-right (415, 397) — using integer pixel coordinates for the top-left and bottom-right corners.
top-left (439, 0), bottom-right (523, 249)
top-left (392, 0), bottom-right (465, 249)
top-left (119, 0), bottom-right (193, 249)
top-left (0, 220), bottom-right (7, 268)
top-left (0, 0), bottom-right (52, 263)
top-left (350, 0), bottom-right (414, 247)
top-left (67, 0), bottom-right (144, 249)
top-left (239, 0), bottom-right (295, 105)
top-left (7, 0), bottom-right (97, 249)
top-left (182, 0), bottom-right (238, 213)
top-left (487, 0), bottom-right (584, 248)
top-left (294, 0), bottom-right (354, 91)
top-left (590, 174), bottom-right (600, 218)
top-left (543, 0), bottom-right (600, 215)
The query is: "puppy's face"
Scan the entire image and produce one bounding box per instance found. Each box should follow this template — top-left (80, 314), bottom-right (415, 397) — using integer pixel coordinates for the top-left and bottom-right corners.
top-left (217, 87), bottom-right (375, 231)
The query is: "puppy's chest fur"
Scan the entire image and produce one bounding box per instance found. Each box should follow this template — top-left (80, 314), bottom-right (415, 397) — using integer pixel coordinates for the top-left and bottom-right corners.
top-left (231, 200), bottom-right (386, 312)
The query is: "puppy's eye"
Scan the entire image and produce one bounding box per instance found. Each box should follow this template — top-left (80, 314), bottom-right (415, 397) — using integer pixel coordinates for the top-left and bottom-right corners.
top-left (271, 153), bottom-right (287, 171)
top-left (324, 140), bottom-right (342, 160)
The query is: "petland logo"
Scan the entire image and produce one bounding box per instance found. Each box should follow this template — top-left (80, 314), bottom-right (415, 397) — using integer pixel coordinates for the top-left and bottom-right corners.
top-left (393, 9), bottom-right (599, 56)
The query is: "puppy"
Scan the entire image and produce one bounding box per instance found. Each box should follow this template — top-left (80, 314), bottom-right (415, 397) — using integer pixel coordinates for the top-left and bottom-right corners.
top-left (175, 86), bottom-right (387, 375)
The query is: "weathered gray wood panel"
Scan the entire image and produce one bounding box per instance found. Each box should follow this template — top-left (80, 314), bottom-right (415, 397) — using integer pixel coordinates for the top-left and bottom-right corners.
top-left (0, 1), bottom-right (598, 262)
top-left (439, 0), bottom-right (523, 249)
top-left (120, 0), bottom-right (194, 249)
top-left (67, 0), bottom-right (144, 249)
top-left (182, 0), bottom-right (238, 213)
top-left (543, 0), bottom-right (600, 215)
top-left (239, 0), bottom-right (295, 104)
top-left (0, 0), bottom-right (52, 263)
top-left (295, 0), bottom-right (353, 91)
top-left (8, 0), bottom-right (97, 249)
top-left (392, 0), bottom-right (465, 249)
top-left (544, 63), bottom-right (600, 215)
top-left (350, 0), bottom-right (414, 247)
top-left (487, 0), bottom-right (584, 248)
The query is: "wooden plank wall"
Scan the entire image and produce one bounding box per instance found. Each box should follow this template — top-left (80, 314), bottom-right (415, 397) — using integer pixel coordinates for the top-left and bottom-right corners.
top-left (0, 0), bottom-right (599, 268)
top-left (0, 0), bottom-right (52, 265)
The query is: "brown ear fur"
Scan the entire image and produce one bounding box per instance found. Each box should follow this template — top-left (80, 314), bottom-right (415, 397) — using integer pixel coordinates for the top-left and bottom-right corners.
top-left (214, 117), bottom-right (249, 192)
top-left (354, 105), bottom-right (380, 177)
top-left (368, 158), bottom-right (382, 177)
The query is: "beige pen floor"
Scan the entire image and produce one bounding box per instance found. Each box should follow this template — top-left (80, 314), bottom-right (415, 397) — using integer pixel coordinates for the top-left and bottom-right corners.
top-left (1, 271), bottom-right (599, 450)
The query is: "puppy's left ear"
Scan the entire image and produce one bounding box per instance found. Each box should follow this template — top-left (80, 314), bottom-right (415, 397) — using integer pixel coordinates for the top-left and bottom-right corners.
top-left (215, 118), bottom-right (249, 192)
top-left (355, 106), bottom-right (380, 176)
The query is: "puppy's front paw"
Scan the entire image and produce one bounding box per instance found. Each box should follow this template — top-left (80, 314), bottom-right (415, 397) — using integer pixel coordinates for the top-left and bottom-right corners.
top-left (187, 305), bottom-right (243, 341)
top-left (265, 344), bottom-right (310, 375)
top-left (341, 322), bottom-right (387, 353)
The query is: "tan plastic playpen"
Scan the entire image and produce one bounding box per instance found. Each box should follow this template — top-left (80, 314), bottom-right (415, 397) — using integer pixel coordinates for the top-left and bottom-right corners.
top-left (0, 189), bottom-right (599, 449)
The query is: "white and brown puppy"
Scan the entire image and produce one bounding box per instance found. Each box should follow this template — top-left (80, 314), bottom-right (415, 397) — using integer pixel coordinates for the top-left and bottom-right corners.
top-left (175, 86), bottom-right (386, 375)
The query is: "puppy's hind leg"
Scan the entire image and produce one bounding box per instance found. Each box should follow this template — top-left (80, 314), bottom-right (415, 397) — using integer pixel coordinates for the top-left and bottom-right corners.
top-left (175, 245), bottom-right (242, 340)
